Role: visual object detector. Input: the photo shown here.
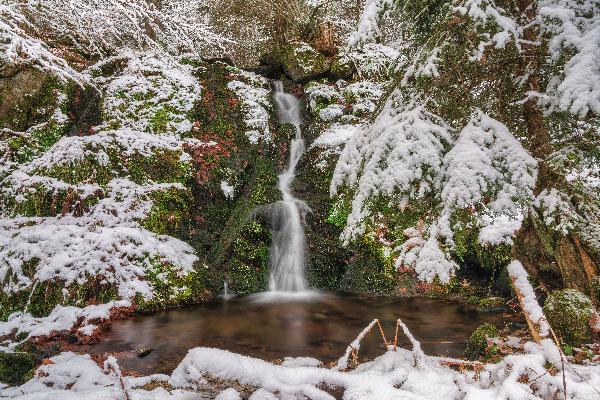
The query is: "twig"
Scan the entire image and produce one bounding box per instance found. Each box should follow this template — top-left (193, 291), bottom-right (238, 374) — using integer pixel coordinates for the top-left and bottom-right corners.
top-left (375, 319), bottom-right (388, 347)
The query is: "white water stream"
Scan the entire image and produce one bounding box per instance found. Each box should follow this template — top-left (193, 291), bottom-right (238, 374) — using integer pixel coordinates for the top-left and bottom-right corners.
top-left (268, 81), bottom-right (307, 292)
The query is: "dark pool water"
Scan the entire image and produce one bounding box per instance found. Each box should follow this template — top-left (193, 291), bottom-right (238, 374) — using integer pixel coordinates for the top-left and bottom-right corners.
top-left (80, 292), bottom-right (516, 374)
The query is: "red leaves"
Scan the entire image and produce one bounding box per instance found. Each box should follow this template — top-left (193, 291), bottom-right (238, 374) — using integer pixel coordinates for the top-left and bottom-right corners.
top-left (184, 130), bottom-right (237, 185)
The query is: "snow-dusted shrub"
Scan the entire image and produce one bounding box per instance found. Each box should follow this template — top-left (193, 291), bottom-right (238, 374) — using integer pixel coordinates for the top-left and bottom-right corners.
top-left (347, 0), bottom-right (395, 48)
top-left (395, 223), bottom-right (458, 283)
top-left (1, 0), bottom-right (228, 58)
top-left (539, 0), bottom-right (600, 117)
top-left (337, 43), bottom-right (400, 79)
top-left (533, 188), bottom-right (583, 235)
top-left (454, 0), bottom-right (600, 118)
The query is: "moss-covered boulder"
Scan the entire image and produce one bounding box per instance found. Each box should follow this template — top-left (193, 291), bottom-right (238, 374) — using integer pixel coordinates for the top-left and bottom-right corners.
top-left (262, 42), bottom-right (331, 83)
top-left (0, 351), bottom-right (36, 386)
top-left (543, 289), bottom-right (595, 346)
top-left (465, 323), bottom-right (499, 361)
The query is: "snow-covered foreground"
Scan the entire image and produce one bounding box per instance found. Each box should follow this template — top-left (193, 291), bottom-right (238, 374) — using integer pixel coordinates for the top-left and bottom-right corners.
top-left (2, 340), bottom-right (600, 400)
top-left (2, 261), bottom-right (599, 399)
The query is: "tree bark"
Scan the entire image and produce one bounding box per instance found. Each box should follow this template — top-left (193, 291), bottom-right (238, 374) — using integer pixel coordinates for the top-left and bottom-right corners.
top-left (513, 0), bottom-right (600, 300)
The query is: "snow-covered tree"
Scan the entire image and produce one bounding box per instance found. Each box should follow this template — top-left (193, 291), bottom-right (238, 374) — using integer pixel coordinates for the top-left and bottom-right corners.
top-left (1, 0), bottom-right (229, 59)
top-left (333, 0), bottom-right (600, 288)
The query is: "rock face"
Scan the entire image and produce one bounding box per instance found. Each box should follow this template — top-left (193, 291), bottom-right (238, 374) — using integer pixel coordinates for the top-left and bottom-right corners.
top-left (261, 42), bottom-right (332, 83)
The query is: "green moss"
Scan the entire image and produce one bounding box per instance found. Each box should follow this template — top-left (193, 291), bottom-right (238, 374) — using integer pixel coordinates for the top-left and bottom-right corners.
top-left (543, 289), bottom-right (594, 346)
top-left (465, 322), bottom-right (499, 360)
top-left (325, 197), bottom-right (351, 229)
top-left (149, 105), bottom-right (178, 133)
top-left (477, 296), bottom-right (506, 312)
top-left (451, 211), bottom-right (512, 274)
top-left (142, 187), bottom-right (192, 236)
top-left (0, 352), bottom-right (36, 386)
top-left (5, 184), bottom-right (99, 218)
top-left (0, 277), bottom-right (120, 321)
top-left (342, 235), bottom-right (396, 295)
top-left (226, 222), bottom-right (270, 294)
top-left (135, 260), bottom-right (207, 312)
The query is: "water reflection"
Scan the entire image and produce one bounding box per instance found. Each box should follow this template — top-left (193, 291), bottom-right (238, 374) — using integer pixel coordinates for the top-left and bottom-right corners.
top-left (80, 293), bottom-right (516, 374)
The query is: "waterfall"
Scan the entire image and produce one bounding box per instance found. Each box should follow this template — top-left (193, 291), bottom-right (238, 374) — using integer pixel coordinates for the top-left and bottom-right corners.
top-left (269, 81), bottom-right (307, 292)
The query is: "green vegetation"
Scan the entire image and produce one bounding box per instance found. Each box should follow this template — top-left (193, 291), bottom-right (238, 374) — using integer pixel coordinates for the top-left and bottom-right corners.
top-left (544, 289), bottom-right (594, 346)
top-left (465, 323), bottom-right (499, 361)
top-left (0, 352), bottom-right (36, 386)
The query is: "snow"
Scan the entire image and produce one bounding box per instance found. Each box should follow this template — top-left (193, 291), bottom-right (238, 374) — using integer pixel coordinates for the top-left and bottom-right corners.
top-left (507, 260), bottom-right (551, 338)
top-left (331, 90), bottom-right (453, 242)
top-left (220, 181), bottom-right (235, 199)
top-left (282, 357), bottom-right (322, 368)
top-left (99, 51), bottom-right (201, 134)
top-left (215, 388), bottom-right (241, 400)
top-left (0, 301), bottom-right (130, 343)
top-left (311, 124), bottom-right (359, 150)
top-left (227, 79), bottom-right (272, 144)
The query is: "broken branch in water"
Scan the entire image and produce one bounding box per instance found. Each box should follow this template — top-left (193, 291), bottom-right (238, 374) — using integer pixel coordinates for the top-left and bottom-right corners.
top-left (336, 318), bottom-right (389, 370)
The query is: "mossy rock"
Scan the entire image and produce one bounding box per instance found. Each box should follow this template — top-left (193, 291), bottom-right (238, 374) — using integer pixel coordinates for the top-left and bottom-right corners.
top-left (262, 42), bottom-right (331, 83)
top-left (135, 260), bottom-right (208, 312)
top-left (543, 289), bottom-right (594, 346)
top-left (0, 351), bottom-right (36, 386)
top-left (0, 277), bottom-right (120, 321)
top-left (465, 323), bottom-right (499, 360)
top-left (330, 57), bottom-right (355, 81)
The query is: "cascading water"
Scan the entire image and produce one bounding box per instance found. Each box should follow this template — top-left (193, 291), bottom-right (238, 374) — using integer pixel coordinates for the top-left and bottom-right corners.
top-left (268, 81), bottom-right (307, 292)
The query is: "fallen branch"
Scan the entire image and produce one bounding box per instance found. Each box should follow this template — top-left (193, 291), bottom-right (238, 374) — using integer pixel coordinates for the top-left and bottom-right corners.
top-left (104, 356), bottom-right (130, 400)
top-left (336, 318), bottom-right (388, 370)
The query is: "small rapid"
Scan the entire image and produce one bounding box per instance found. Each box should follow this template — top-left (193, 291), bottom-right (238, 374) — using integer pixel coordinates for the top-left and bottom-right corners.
top-left (268, 81), bottom-right (307, 292)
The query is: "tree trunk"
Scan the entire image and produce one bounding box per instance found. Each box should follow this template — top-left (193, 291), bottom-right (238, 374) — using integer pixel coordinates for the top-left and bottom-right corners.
top-left (513, 0), bottom-right (599, 302)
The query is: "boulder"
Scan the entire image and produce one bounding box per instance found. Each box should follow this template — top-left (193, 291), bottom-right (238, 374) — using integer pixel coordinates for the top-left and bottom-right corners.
top-left (543, 289), bottom-right (594, 346)
top-left (261, 42), bottom-right (331, 83)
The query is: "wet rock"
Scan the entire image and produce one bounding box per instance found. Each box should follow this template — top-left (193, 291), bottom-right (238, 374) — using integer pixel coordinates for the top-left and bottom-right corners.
top-left (136, 347), bottom-right (153, 358)
top-left (312, 312), bottom-right (327, 321)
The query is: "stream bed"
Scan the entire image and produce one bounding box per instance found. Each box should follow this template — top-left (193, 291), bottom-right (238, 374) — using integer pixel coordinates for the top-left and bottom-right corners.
top-left (78, 293), bottom-right (517, 374)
